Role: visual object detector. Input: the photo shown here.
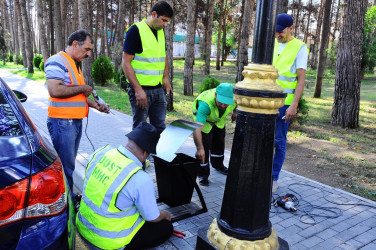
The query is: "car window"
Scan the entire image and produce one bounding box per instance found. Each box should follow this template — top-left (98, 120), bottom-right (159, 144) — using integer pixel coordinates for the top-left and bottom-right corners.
top-left (0, 89), bottom-right (23, 136)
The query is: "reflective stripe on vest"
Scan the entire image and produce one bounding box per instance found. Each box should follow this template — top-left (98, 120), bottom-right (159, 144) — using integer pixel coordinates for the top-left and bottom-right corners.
top-left (47, 51), bottom-right (88, 119)
top-left (130, 20), bottom-right (166, 86)
top-left (192, 89), bottom-right (236, 134)
top-left (76, 146), bottom-right (145, 249)
top-left (273, 38), bottom-right (305, 105)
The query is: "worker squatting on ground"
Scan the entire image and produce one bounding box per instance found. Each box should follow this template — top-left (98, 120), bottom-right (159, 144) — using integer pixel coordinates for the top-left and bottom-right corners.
top-left (192, 83), bottom-right (237, 186)
top-left (76, 122), bottom-right (173, 249)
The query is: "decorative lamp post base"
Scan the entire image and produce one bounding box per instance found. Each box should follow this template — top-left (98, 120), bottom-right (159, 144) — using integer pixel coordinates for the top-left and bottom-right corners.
top-left (197, 219), bottom-right (289, 250)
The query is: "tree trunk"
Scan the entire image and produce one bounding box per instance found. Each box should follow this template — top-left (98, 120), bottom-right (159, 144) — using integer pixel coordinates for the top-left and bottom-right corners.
top-left (49, 0), bottom-right (54, 54)
top-left (14, 0), bottom-right (27, 67)
top-left (313, 0), bottom-right (333, 98)
top-left (331, 0), bottom-right (367, 129)
top-left (19, 0), bottom-right (33, 72)
top-left (113, 0), bottom-right (125, 73)
top-left (54, 0), bottom-right (64, 51)
top-left (221, 0), bottom-right (228, 66)
top-left (278, 0), bottom-right (288, 14)
top-left (165, 0), bottom-right (175, 111)
top-left (74, 0), bottom-right (79, 30)
top-left (236, 0), bottom-right (253, 82)
top-left (294, 0), bottom-right (302, 37)
top-left (236, 0), bottom-right (245, 64)
top-left (104, 0), bottom-right (109, 56)
top-left (216, 0), bottom-right (224, 70)
top-left (332, 0), bottom-right (342, 41)
top-left (310, 0), bottom-right (325, 69)
top-left (204, 0), bottom-right (215, 75)
top-left (184, 0), bottom-right (196, 96)
top-left (129, 0), bottom-right (134, 25)
top-left (79, 0), bottom-right (94, 87)
top-left (10, 0), bottom-right (19, 55)
top-left (36, 0), bottom-right (50, 62)
top-left (3, 0), bottom-right (14, 52)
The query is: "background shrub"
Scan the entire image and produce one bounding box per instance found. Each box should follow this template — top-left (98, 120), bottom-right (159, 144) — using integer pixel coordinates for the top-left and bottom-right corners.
top-left (33, 55), bottom-right (43, 70)
top-left (8, 52), bottom-right (13, 62)
top-left (39, 59), bottom-right (44, 72)
top-left (291, 94), bottom-right (309, 126)
top-left (114, 68), bottom-right (127, 90)
top-left (198, 77), bottom-right (220, 94)
top-left (92, 55), bottom-right (114, 86)
top-left (16, 55), bottom-right (23, 65)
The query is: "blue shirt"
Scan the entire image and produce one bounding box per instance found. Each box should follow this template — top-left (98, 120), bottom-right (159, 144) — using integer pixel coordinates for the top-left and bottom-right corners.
top-left (45, 53), bottom-right (78, 86)
top-left (115, 145), bottom-right (160, 221)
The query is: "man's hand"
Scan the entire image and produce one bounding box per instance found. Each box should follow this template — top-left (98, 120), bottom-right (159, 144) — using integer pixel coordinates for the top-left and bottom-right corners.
top-left (162, 76), bottom-right (172, 95)
top-left (195, 148), bottom-right (205, 164)
top-left (135, 88), bottom-right (147, 109)
top-left (82, 85), bottom-right (93, 97)
top-left (285, 105), bottom-right (298, 121)
top-left (97, 103), bottom-right (110, 113)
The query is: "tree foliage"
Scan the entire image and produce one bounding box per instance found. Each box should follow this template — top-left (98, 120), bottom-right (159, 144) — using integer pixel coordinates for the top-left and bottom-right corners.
top-left (362, 6), bottom-right (376, 76)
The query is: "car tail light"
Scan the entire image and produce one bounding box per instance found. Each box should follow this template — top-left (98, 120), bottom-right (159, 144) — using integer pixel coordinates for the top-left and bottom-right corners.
top-left (0, 159), bottom-right (67, 227)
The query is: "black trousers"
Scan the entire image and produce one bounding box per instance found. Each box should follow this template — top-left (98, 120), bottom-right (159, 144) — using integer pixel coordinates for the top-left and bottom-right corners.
top-left (198, 125), bottom-right (226, 179)
top-left (125, 219), bottom-right (173, 249)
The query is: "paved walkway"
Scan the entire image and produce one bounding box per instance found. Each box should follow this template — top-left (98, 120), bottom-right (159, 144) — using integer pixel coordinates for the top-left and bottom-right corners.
top-left (2, 69), bottom-right (376, 250)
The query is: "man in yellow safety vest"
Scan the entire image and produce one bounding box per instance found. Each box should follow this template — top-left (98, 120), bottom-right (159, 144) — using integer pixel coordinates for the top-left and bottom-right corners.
top-left (77, 122), bottom-right (173, 249)
top-left (122, 1), bottom-right (173, 135)
top-left (272, 14), bottom-right (308, 192)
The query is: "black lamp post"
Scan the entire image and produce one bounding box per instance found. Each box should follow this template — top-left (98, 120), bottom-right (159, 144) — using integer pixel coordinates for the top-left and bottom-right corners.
top-left (196, 0), bottom-right (289, 249)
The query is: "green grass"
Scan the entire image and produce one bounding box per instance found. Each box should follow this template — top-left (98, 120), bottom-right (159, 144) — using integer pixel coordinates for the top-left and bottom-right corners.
top-left (0, 62), bottom-right (26, 70)
top-left (9, 69), bottom-right (46, 83)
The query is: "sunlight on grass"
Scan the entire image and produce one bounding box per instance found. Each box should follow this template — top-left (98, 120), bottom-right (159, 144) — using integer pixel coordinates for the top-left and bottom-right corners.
top-left (0, 62), bottom-right (25, 70)
top-left (9, 69), bottom-right (46, 83)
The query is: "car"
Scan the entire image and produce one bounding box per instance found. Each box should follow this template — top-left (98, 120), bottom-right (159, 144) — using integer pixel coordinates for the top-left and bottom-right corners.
top-left (0, 77), bottom-right (75, 249)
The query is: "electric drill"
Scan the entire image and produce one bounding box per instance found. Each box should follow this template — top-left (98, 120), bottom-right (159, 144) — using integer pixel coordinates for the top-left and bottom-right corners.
top-left (92, 89), bottom-right (110, 112)
top-left (276, 194), bottom-right (297, 212)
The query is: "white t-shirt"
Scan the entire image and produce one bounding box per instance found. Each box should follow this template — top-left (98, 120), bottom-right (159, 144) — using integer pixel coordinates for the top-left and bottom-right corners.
top-left (278, 42), bottom-right (308, 74)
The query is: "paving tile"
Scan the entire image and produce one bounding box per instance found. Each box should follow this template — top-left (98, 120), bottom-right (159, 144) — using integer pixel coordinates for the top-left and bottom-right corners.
top-left (353, 231), bottom-right (376, 245)
top-left (299, 235), bottom-right (324, 248)
top-left (316, 237), bottom-right (344, 249)
top-left (316, 228), bottom-right (339, 240)
top-left (359, 241), bottom-right (376, 250)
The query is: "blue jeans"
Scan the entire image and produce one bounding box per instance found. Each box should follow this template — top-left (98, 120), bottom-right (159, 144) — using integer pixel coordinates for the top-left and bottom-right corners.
top-left (47, 117), bottom-right (82, 192)
top-left (127, 85), bottom-right (167, 134)
top-left (272, 105), bottom-right (290, 181)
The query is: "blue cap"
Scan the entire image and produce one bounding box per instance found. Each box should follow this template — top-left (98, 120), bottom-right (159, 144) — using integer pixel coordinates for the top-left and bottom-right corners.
top-left (216, 83), bottom-right (234, 105)
top-left (276, 14), bottom-right (293, 33)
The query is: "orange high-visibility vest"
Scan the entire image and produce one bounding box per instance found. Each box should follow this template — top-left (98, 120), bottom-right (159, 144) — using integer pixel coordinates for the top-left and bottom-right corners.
top-left (48, 51), bottom-right (88, 119)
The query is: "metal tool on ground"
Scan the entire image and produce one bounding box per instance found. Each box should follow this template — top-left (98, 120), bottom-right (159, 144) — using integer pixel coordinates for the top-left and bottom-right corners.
top-left (274, 193), bottom-right (297, 212)
top-left (172, 230), bottom-right (186, 239)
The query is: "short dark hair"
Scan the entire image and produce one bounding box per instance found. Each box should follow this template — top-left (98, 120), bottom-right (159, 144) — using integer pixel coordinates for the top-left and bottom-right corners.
top-left (150, 1), bottom-right (173, 18)
top-left (68, 29), bottom-right (93, 46)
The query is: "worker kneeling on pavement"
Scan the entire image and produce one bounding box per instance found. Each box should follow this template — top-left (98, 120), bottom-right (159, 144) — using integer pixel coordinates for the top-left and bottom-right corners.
top-left (76, 122), bottom-right (173, 249)
top-left (193, 83), bottom-right (237, 186)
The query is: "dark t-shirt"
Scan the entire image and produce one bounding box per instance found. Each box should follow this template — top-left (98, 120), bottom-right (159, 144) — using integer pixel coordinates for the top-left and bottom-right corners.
top-left (122, 25), bottom-right (158, 55)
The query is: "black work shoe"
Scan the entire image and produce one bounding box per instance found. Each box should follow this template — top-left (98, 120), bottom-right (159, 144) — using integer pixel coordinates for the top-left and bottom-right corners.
top-left (199, 178), bottom-right (209, 186)
top-left (214, 166), bottom-right (228, 175)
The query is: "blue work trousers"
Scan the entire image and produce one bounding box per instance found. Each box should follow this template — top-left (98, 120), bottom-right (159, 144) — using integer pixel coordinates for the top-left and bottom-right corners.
top-left (127, 85), bottom-right (167, 134)
top-left (272, 105), bottom-right (290, 181)
top-left (47, 117), bottom-right (82, 192)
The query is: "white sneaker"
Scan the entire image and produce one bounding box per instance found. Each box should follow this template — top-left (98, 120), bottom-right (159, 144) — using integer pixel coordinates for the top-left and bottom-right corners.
top-left (272, 180), bottom-right (278, 193)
